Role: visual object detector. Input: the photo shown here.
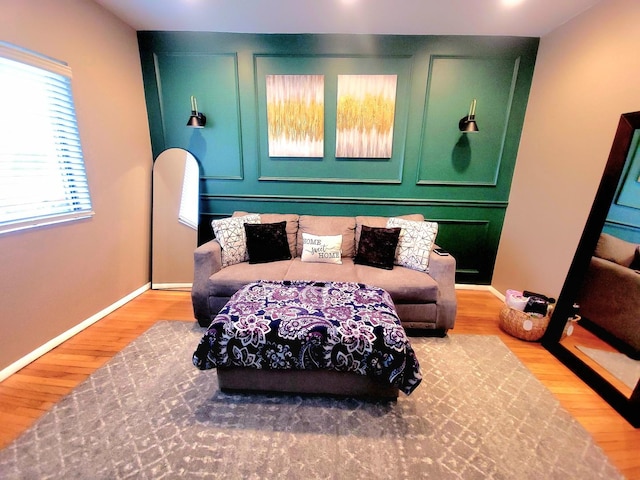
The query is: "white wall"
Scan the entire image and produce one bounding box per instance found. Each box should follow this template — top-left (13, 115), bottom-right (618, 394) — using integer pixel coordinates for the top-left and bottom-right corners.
top-left (493, 0), bottom-right (640, 298)
top-left (0, 0), bottom-right (153, 371)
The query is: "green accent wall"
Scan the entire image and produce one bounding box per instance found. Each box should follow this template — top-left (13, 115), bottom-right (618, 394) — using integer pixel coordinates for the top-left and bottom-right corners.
top-left (138, 32), bottom-right (539, 284)
top-left (604, 130), bottom-right (640, 242)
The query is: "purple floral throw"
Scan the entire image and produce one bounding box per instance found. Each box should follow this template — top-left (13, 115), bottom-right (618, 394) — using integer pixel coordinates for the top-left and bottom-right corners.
top-left (193, 281), bottom-right (422, 395)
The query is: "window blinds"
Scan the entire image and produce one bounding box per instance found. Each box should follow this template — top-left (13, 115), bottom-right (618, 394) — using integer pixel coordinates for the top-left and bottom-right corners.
top-left (0, 42), bottom-right (93, 234)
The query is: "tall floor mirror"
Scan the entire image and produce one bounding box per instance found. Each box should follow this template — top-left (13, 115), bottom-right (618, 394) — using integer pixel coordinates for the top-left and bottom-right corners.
top-left (543, 111), bottom-right (640, 428)
top-left (152, 148), bottom-right (200, 290)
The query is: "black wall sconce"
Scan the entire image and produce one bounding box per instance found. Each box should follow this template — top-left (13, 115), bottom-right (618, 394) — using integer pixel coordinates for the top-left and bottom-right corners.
top-left (458, 99), bottom-right (479, 133)
top-left (186, 95), bottom-right (206, 128)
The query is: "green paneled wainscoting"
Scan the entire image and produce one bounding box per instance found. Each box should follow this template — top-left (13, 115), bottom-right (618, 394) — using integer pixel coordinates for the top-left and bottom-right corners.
top-left (138, 32), bottom-right (539, 285)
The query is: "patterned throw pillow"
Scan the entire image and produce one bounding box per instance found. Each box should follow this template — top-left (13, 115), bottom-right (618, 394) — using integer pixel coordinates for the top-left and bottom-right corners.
top-left (386, 217), bottom-right (438, 272)
top-left (354, 225), bottom-right (401, 270)
top-left (301, 233), bottom-right (343, 264)
top-left (211, 214), bottom-right (261, 267)
top-left (244, 221), bottom-right (292, 264)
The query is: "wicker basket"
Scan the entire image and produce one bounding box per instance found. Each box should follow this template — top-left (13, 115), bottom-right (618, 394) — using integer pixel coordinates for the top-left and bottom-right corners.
top-left (499, 305), bottom-right (550, 342)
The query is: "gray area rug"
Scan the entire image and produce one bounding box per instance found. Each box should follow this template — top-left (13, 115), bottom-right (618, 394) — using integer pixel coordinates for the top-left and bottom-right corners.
top-left (577, 344), bottom-right (640, 391)
top-left (0, 321), bottom-right (622, 479)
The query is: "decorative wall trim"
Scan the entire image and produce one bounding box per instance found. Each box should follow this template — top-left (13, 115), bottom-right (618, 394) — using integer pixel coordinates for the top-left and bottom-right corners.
top-left (0, 283), bottom-right (151, 383)
top-left (256, 176), bottom-right (402, 184)
top-left (416, 179), bottom-right (498, 186)
top-left (605, 219), bottom-right (640, 230)
top-left (416, 54), bottom-right (522, 187)
top-left (456, 267), bottom-right (482, 276)
top-left (201, 175), bottom-right (244, 181)
top-left (153, 51), bottom-right (245, 180)
top-left (199, 193), bottom-right (508, 209)
top-left (253, 53), bottom-right (411, 184)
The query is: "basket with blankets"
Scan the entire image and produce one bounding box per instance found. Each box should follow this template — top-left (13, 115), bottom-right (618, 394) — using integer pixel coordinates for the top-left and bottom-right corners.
top-left (499, 290), bottom-right (556, 341)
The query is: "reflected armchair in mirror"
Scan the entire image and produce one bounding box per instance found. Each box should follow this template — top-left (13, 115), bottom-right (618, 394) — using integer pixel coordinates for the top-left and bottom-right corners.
top-left (576, 233), bottom-right (640, 360)
top-left (543, 111), bottom-right (640, 428)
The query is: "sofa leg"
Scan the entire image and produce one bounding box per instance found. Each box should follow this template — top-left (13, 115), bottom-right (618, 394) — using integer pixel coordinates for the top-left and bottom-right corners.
top-left (404, 328), bottom-right (448, 338)
top-left (197, 318), bottom-right (211, 328)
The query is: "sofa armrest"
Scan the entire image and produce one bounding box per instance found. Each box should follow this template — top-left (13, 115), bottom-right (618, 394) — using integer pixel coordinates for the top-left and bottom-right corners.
top-left (428, 250), bottom-right (457, 330)
top-left (191, 239), bottom-right (223, 324)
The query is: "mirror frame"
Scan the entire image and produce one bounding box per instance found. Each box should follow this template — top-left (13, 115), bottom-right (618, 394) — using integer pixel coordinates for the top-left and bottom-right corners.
top-left (542, 111), bottom-right (640, 428)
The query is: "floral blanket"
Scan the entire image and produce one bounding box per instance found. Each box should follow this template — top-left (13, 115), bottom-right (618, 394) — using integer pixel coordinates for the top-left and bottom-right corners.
top-left (192, 281), bottom-right (422, 395)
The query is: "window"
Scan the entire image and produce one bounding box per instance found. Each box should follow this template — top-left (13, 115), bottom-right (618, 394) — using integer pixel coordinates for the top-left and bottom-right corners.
top-left (178, 155), bottom-right (199, 230)
top-left (0, 42), bottom-right (93, 235)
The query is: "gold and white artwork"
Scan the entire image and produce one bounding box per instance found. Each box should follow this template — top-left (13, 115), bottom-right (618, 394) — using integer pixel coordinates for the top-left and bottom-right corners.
top-left (266, 74), bottom-right (324, 157)
top-left (336, 74), bottom-right (397, 158)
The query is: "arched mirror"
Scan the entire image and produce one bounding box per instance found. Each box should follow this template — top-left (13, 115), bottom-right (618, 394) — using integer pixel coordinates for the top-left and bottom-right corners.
top-left (152, 148), bottom-right (200, 290)
top-left (543, 111), bottom-right (640, 428)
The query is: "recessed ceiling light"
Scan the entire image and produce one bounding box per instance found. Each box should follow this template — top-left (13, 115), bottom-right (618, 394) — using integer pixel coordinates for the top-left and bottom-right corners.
top-left (502, 0), bottom-right (525, 7)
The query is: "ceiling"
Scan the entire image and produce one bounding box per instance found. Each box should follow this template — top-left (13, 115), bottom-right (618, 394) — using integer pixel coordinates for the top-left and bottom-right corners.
top-left (93, 0), bottom-right (602, 37)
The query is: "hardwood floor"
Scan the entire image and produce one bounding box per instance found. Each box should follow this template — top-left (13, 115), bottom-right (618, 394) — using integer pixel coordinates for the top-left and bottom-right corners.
top-left (0, 289), bottom-right (638, 478)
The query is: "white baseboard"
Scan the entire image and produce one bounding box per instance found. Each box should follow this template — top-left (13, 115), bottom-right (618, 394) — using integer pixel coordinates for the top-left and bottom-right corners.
top-left (151, 282), bottom-right (192, 290)
top-left (488, 286), bottom-right (505, 301)
top-left (0, 283), bottom-right (151, 383)
top-left (455, 283), bottom-right (504, 301)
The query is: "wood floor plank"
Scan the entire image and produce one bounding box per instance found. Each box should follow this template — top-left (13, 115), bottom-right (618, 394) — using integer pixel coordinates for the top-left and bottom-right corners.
top-left (0, 288), bottom-right (637, 478)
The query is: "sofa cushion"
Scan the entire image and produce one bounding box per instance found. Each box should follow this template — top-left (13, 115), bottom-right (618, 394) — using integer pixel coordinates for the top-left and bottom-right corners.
top-left (233, 211), bottom-right (299, 258)
top-left (212, 214), bottom-right (261, 267)
top-left (355, 214), bottom-right (424, 249)
top-left (244, 221), bottom-right (292, 264)
top-left (301, 233), bottom-right (343, 264)
top-left (354, 225), bottom-right (401, 270)
top-left (208, 260), bottom-right (292, 297)
top-left (355, 263), bottom-right (439, 303)
top-left (297, 215), bottom-right (356, 258)
top-left (284, 257), bottom-right (359, 283)
top-left (387, 217), bottom-right (438, 272)
top-left (595, 233), bottom-right (637, 267)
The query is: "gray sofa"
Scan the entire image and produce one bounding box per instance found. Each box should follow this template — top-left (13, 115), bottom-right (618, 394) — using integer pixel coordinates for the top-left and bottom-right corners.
top-left (191, 212), bottom-right (457, 333)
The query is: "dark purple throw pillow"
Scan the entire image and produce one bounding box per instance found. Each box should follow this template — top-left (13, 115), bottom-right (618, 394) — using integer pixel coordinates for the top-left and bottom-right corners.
top-left (354, 225), bottom-right (401, 270)
top-left (244, 221), bottom-right (292, 264)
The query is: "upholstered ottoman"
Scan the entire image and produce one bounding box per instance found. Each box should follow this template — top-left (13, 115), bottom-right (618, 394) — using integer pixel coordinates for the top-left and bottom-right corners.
top-left (193, 280), bottom-right (423, 398)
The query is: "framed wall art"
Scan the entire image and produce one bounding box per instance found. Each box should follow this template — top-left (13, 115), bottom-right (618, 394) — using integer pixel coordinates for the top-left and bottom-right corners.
top-left (335, 74), bottom-right (397, 159)
top-left (266, 74), bottom-right (324, 157)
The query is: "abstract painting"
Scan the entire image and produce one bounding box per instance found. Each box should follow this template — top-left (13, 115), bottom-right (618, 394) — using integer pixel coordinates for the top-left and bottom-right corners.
top-left (335, 74), bottom-right (397, 158)
top-left (266, 74), bottom-right (324, 157)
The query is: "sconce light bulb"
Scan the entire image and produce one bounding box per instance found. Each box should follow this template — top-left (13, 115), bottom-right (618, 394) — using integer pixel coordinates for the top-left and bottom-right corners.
top-left (458, 99), bottom-right (479, 133)
top-left (187, 95), bottom-right (206, 128)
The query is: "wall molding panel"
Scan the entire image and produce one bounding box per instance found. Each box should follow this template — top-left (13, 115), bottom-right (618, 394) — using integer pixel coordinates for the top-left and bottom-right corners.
top-left (253, 53), bottom-right (412, 183)
top-left (151, 51), bottom-right (244, 180)
top-left (256, 176), bottom-right (403, 184)
top-left (416, 54), bottom-right (522, 187)
top-left (138, 32), bottom-right (539, 283)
